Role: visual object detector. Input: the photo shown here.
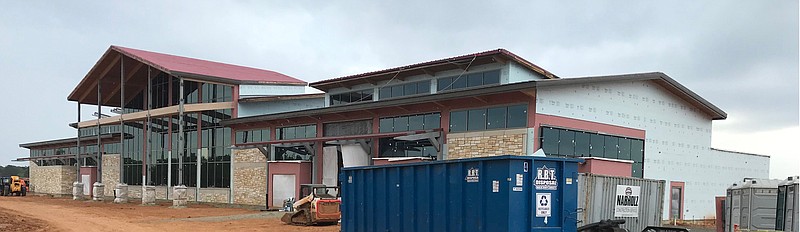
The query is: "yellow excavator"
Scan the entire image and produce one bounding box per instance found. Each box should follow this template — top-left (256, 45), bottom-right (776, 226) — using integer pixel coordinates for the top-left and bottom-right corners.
top-left (281, 184), bottom-right (341, 226)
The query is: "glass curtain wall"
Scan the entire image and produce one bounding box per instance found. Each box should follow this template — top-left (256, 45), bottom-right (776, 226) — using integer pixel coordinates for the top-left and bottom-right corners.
top-left (119, 75), bottom-right (233, 187)
top-left (540, 126), bottom-right (645, 177)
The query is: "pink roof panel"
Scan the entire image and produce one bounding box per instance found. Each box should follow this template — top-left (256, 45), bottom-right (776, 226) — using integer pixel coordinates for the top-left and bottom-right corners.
top-left (112, 46), bottom-right (305, 84)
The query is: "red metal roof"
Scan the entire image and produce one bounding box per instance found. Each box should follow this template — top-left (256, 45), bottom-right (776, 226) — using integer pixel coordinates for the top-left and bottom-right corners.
top-left (112, 46), bottom-right (305, 84)
top-left (310, 49), bottom-right (557, 89)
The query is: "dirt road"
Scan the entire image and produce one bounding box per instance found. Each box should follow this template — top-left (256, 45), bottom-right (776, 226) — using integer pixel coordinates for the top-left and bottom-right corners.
top-left (0, 195), bottom-right (339, 232)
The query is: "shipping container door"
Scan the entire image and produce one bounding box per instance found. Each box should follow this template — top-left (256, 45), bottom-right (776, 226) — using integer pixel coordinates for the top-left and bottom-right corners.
top-left (531, 160), bottom-right (565, 231)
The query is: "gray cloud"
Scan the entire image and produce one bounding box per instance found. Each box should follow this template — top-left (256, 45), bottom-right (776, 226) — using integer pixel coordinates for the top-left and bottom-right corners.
top-left (0, 1), bottom-right (796, 165)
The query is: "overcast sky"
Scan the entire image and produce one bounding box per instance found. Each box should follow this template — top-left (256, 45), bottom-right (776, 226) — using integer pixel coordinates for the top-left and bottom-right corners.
top-left (1, 1), bottom-right (797, 178)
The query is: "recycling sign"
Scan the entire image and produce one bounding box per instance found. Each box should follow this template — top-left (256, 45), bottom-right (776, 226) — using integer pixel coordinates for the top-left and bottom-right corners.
top-left (536, 193), bottom-right (551, 217)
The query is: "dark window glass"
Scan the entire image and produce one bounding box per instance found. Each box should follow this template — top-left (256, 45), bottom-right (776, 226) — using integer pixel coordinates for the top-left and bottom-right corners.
top-left (305, 125), bottom-right (317, 138)
top-left (330, 89), bottom-right (372, 105)
top-left (417, 81), bottom-right (430, 94)
top-left (631, 140), bottom-right (644, 162)
top-left (541, 127), bottom-right (560, 155)
top-left (391, 85), bottom-right (403, 98)
top-left (632, 162), bottom-right (643, 178)
top-left (618, 138), bottom-right (631, 160)
top-left (506, 104), bottom-right (528, 128)
top-left (452, 76), bottom-right (468, 89)
top-left (379, 118), bottom-right (393, 133)
top-left (467, 73), bottom-right (483, 87)
top-left (359, 90), bottom-right (373, 102)
top-left (424, 113), bottom-right (440, 129)
top-left (380, 113), bottom-right (440, 133)
top-left (437, 77), bottom-right (453, 91)
top-left (393, 116), bottom-right (409, 132)
top-left (408, 115), bottom-right (424, 131)
top-left (251, 130), bottom-right (262, 143)
top-left (449, 110), bottom-right (467, 132)
top-left (559, 130), bottom-right (575, 156)
top-left (436, 70), bottom-right (501, 92)
top-left (483, 70), bottom-right (501, 84)
top-left (329, 94), bottom-right (341, 106)
top-left (574, 132), bottom-right (590, 157)
top-left (223, 85), bottom-right (233, 102)
top-left (379, 81), bottom-right (430, 100)
top-left (590, 134), bottom-right (605, 157)
top-left (467, 109), bottom-right (486, 131)
top-left (284, 127), bottom-right (296, 140)
top-left (604, 136), bottom-right (618, 159)
top-left (379, 86), bottom-right (391, 100)
top-left (404, 83), bottom-right (417, 96)
top-left (486, 107), bottom-right (507, 129)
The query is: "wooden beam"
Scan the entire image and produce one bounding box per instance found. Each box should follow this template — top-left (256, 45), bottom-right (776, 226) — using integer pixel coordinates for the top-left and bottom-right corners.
top-left (77, 102), bottom-right (234, 128)
top-left (77, 54), bottom-right (122, 102)
top-left (472, 96), bottom-right (488, 104)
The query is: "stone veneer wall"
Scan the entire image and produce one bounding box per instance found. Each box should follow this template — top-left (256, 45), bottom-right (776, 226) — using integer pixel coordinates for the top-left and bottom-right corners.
top-left (127, 187), bottom-right (230, 204)
top-left (232, 148), bottom-right (267, 206)
top-left (447, 128), bottom-right (527, 159)
top-left (199, 188), bottom-right (230, 203)
top-left (28, 162), bottom-right (76, 195)
top-left (102, 154), bottom-right (120, 197)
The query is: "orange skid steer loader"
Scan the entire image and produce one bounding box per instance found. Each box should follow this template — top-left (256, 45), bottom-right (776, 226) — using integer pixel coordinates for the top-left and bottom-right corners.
top-left (281, 184), bottom-right (341, 226)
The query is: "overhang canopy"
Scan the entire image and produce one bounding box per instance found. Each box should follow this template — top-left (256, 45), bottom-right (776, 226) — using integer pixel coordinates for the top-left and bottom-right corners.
top-left (67, 45), bottom-right (306, 106)
top-left (19, 133), bottom-right (132, 150)
top-left (223, 72), bottom-right (726, 127)
top-left (310, 49), bottom-right (558, 91)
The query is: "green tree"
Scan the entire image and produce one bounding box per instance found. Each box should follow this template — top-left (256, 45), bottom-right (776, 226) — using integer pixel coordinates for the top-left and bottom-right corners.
top-left (0, 165), bottom-right (29, 177)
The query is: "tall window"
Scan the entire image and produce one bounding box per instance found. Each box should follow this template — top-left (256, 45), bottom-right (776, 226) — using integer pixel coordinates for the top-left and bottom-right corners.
top-left (437, 69), bottom-right (501, 92)
top-left (540, 126), bottom-right (645, 177)
top-left (199, 109), bottom-right (232, 188)
top-left (449, 104), bottom-right (527, 132)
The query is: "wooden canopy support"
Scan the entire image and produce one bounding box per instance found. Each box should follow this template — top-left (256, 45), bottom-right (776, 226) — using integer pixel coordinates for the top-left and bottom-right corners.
top-left (76, 102), bottom-right (234, 128)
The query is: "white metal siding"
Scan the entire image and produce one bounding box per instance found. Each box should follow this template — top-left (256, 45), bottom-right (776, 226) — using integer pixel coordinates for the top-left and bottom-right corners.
top-left (536, 80), bottom-right (769, 219)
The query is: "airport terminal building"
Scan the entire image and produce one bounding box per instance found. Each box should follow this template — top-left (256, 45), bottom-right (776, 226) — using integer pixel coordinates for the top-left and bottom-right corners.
top-left (18, 46), bottom-right (769, 219)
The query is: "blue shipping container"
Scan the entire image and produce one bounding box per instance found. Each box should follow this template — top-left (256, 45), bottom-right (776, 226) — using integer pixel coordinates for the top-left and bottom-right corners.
top-left (340, 155), bottom-right (581, 232)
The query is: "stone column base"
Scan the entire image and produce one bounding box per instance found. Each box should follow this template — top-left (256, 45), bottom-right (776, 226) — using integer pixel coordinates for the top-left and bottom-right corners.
top-left (72, 182), bottom-right (84, 200)
top-left (142, 186), bottom-right (156, 205)
top-left (92, 182), bottom-right (105, 201)
top-left (171, 185), bottom-right (187, 208)
top-left (113, 183), bottom-right (128, 203)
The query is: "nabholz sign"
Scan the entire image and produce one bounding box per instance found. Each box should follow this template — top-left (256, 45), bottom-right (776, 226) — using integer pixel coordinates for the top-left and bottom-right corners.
top-left (614, 185), bottom-right (641, 217)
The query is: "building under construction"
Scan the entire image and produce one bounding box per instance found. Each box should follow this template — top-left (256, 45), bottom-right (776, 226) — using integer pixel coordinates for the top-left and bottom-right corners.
top-left (18, 46), bottom-right (769, 219)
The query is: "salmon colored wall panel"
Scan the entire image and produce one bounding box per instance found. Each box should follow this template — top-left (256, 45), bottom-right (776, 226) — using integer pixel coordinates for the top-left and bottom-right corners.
top-left (267, 161), bottom-right (312, 208)
top-left (577, 158), bottom-right (632, 177)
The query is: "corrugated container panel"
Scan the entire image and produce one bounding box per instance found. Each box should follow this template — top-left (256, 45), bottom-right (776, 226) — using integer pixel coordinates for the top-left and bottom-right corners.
top-left (577, 173), bottom-right (665, 232)
top-left (776, 176), bottom-right (799, 232)
top-left (340, 155), bottom-right (582, 232)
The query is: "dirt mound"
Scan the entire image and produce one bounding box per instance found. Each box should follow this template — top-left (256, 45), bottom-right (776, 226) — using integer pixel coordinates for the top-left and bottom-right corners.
top-left (0, 209), bottom-right (59, 232)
